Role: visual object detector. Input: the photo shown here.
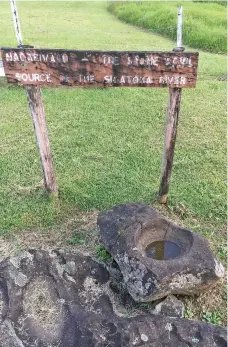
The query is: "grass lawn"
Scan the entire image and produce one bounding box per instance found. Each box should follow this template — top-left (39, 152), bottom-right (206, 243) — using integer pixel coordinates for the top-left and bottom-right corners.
top-left (109, 1), bottom-right (227, 53)
top-left (0, 1), bottom-right (227, 324)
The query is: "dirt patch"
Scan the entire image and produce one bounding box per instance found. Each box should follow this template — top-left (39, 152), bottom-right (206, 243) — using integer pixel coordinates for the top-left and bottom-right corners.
top-left (180, 276), bottom-right (227, 323)
top-left (0, 208), bottom-right (99, 260)
top-left (217, 74), bottom-right (227, 81)
top-left (21, 277), bottom-right (65, 344)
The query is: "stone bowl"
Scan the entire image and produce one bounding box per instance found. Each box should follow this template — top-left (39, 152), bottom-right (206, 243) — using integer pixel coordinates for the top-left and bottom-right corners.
top-left (97, 203), bottom-right (224, 302)
top-left (135, 217), bottom-right (193, 260)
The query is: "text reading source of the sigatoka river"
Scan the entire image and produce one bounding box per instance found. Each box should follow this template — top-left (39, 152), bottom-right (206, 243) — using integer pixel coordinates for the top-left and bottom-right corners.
top-left (1, 48), bottom-right (199, 88)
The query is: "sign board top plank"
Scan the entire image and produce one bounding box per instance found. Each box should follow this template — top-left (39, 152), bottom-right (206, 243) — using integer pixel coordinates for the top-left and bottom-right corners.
top-left (1, 47), bottom-right (199, 88)
top-left (1, 47), bottom-right (199, 54)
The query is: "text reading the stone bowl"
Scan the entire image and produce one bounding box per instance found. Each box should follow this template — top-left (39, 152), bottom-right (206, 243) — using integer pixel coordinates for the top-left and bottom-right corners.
top-left (1, 48), bottom-right (199, 88)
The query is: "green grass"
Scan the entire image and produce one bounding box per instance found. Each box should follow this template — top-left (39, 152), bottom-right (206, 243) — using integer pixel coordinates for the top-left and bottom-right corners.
top-left (202, 310), bottom-right (223, 325)
top-left (96, 244), bottom-right (113, 263)
top-left (193, 0), bottom-right (227, 6)
top-left (108, 1), bottom-right (227, 53)
top-left (68, 232), bottom-right (86, 246)
top-left (0, 1), bottom-right (226, 236)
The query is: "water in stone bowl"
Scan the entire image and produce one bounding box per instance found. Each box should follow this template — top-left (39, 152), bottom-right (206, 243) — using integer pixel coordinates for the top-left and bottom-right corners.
top-left (145, 240), bottom-right (181, 260)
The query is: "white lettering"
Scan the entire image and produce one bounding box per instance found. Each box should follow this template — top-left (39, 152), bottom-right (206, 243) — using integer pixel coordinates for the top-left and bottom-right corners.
top-left (104, 75), bottom-right (111, 83)
top-left (14, 73), bottom-right (52, 83)
top-left (145, 55), bottom-right (158, 66)
top-left (172, 57), bottom-right (178, 65)
top-left (134, 55), bottom-right (140, 65)
top-left (127, 76), bottom-right (132, 83)
top-left (13, 53), bottom-right (19, 61)
top-left (102, 55), bottom-right (111, 65)
top-left (165, 58), bottom-right (172, 66)
top-left (174, 76), bottom-right (179, 84)
top-left (21, 73), bottom-right (28, 81)
top-left (15, 73), bottom-right (21, 81)
top-left (19, 52), bottom-right (26, 61)
top-left (103, 75), bottom-right (154, 85)
top-left (180, 57), bottom-right (192, 67)
top-left (59, 75), bottom-right (69, 83)
top-left (127, 57), bottom-right (132, 65)
top-left (27, 53), bottom-right (33, 62)
top-left (180, 76), bottom-right (186, 84)
top-left (78, 75), bottom-right (95, 83)
top-left (159, 76), bottom-right (163, 84)
top-left (102, 55), bottom-right (107, 65)
top-left (62, 53), bottom-right (68, 63)
top-left (89, 75), bottom-right (95, 83)
top-left (159, 75), bottom-right (186, 85)
top-left (5, 53), bottom-right (12, 61)
top-left (33, 54), bottom-right (39, 62)
top-left (28, 74), bottom-right (35, 82)
top-left (34, 74), bottom-right (40, 82)
top-left (41, 54), bottom-right (48, 62)
top-left (164, 56), bottom-right (193, 68)
top-left (40, 74), bottom-right (47, 82)
top-left (120, 76), bottom-right (125, 83)
top-left (50, 54), bottom-right (56, 63)
top-left (47, 74), bottom-right (51, 82)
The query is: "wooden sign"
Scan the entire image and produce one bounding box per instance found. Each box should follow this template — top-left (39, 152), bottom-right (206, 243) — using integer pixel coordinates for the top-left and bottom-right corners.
top-left (1, 48), bottom-right (198, 88)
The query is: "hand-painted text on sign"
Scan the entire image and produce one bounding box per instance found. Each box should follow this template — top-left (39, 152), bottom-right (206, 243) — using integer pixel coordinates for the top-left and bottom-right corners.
top-left (1, 48), bottom-right (199, 88)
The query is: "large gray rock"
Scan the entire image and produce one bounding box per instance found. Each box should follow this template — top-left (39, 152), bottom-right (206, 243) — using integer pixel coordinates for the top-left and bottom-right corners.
top-left (0, 249), bottom-right (226, 347)
top-left (97, 203), bottom-right (224, 302)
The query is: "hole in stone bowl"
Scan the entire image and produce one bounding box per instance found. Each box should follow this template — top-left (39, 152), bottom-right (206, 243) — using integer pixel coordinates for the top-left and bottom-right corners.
top-left (145, 240), bottom-right (181, 260)
top-left (135, 218), bottom-right (193, 260)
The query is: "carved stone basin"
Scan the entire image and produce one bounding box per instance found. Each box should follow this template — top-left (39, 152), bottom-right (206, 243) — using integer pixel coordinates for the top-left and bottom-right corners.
top-left (97, 203), bottom-right (224, 302)
top-left (135, 217), bottom-right (193, 260)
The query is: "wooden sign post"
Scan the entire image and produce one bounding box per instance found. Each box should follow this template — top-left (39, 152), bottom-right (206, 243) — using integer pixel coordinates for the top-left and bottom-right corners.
top-left (26, 86), bottom-right (58, 193)
top-left (158, 6), bottom-right (184, 204)
top-left (10, 0), bottom-right (58, 194)
top-left (3, 3), bottom-right (198, 202)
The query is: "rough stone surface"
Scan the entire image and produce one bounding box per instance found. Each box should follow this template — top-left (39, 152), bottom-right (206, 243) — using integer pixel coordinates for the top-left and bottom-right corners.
top-left (151, 295), bottom-right (184, 318)
top-left (0, 249), bottom-right (227, 347)
top-left (97, 203), bottom-right (224, 302)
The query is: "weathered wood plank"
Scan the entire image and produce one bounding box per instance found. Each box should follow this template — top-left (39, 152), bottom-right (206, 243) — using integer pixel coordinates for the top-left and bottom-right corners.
top-left (1, 48), bottom-right (199, 88)
top-left (26, 86), bottom-right (58, 194)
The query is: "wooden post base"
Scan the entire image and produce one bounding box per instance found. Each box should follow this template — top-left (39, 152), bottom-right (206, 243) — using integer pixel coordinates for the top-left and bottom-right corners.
top-left (157, 194), bottom-right (168, 205)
